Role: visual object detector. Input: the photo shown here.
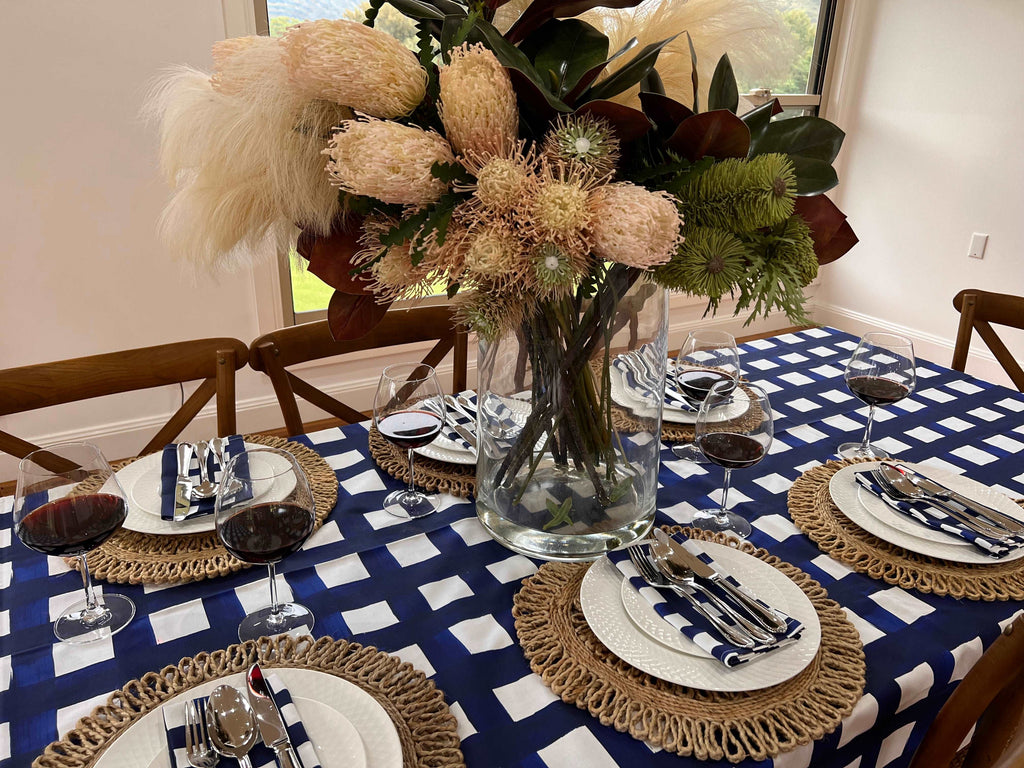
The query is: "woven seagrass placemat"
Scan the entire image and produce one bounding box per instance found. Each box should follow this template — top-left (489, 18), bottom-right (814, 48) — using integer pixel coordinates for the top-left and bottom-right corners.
top-left (512, 527), bottom-right (865, 764)
top-left (76, 435), bottom-right (337, 586)
top-left (610, 382), bottom-right (764, 444)
top-left (789, 459), bottom-right (1024, 600)
top-left (32, 634), bottom-right (464, 768)
top-left (368, 425), bottom-right (476, 498)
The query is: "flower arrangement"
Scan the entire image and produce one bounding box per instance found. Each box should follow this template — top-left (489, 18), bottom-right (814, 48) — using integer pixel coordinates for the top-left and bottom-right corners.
top-left (149, 0), bottom-right (856, 550)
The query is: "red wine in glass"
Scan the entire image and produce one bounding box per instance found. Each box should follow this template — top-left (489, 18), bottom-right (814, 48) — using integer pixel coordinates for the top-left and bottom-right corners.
top-left (692, 381), bottom-right (773, 539)
top-left (215, 446), bottom-right (317, 642)
top-left (838, 333), bottom-right (916, 459)
top-left (671, 330), bottom-right (741, 463)
top-left (14, 442), bottom-right (136, 643)
top-left (376, 410), bottom-right (443, 451)
top-left (677, 369), bottom-right (737, 407)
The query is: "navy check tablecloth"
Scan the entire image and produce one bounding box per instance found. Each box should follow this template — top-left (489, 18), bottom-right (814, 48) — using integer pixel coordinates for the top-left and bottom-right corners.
top-left (3, 327), bottom-right (1024, 768)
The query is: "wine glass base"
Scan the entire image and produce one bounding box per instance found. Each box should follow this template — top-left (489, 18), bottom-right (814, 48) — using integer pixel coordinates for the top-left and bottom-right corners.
top-left (54, 593), bottom-right (135, 644)
top-left (670, 443), bottom-right (708, 463)
top-left (690, 508), bottom-right (752, 539)
top-left (238, 602), bottom-right (314, 642)
top-left (837, 441), bottom-right (889, 460)
top-left (384, 488), bottom-right (439, 519)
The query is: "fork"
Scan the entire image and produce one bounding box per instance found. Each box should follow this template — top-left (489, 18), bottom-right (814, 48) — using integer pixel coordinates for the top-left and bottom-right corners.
top-left (185, 699), bottom-right (219, 767)
top-left (626, 544), bottom-right (755, 648)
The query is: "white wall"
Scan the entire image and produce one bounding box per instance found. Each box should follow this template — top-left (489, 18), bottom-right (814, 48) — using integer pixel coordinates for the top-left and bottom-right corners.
top-left (817, 0), bottom-right (1024, 383)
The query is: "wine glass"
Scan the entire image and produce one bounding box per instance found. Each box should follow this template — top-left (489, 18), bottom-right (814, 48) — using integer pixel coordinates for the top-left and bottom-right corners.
top-left (837, 332), bottom-right (916, 459)
top-left (374, 362), bottom-right (446, 519)
top-left (693, 381), bottom-right (774, 539)
top-left (671, 330), bottom-right (741, 462)
top-left (215, 446), bottom-right (316, 641)
top-left (14, 442), bottom-right (136, 643)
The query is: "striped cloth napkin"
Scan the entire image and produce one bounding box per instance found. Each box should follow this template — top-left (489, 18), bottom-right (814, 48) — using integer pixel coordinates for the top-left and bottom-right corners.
top-left (159, 435), bottom-right (247, 520)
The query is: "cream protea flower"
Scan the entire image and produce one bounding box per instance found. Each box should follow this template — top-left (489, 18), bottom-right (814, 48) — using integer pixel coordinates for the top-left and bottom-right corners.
top-left (372, 245), bottom-right (428, 298)
top-left (588, 183), bottom-right (684, 268)
top-left (325, 119), bottom-right (454, 205)
top-left (464, 223), bottom-right (523, 277)
top-left (529, 171), bottom-right (593, 242)
top-left (543, 114), bottom-right (620, 180)
top-left (439, 43), bottom-right (518, 157)
top-left (472, 155), bottom-right (532, 209)
top-left (281, 19), bottom-right (426, 118)
top-left (452, 289), bottom-right (529, 342)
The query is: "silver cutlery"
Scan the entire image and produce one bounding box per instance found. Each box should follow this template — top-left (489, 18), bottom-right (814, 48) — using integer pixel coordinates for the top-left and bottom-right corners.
top-left (455, 393), bottom-right (478, 418)
top-left (247, 663), bottom-right (305, 768)
top-left (890, 463), bottom-right (1024, 534)
top-left (651, 528), bottom-right (789, 634)
top-left (185, 698), bottom-right (220, 767)
top-left (174, 442), bottom-right (195, 521)
top-left (443, 396), bottom-right (479, 449)
top-left (627, 543), bottom-right (755, 648)
top-left (873, 465), bottom-right (1012, 540)
top-left (210, 436), bottom-right (229, 475)
top-left (206, 684), bottom-right (259, 768)
top-left (191, 441), bottom-right (218, 500)
top-left (647, 539), bottom-right (777, 644)
top-left (423, 399), bottom-right (477, 450)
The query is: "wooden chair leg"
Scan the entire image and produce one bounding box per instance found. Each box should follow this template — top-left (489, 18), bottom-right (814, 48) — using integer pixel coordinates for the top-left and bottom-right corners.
top-left (951, 292), bottom-right (977, 372)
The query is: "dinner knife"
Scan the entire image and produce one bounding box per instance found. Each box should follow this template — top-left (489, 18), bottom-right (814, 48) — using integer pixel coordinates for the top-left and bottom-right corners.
top-left (246, 663), bottom-right (305, 768)
top-left (173, 442), bottom-right (194, 521)
top-left (893, 464), bottom-right (1024, 534)
top-left (651, 529), bottom-right (789, 633)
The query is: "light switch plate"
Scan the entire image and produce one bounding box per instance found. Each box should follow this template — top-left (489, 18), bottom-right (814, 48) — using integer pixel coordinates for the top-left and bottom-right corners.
top-left (968, 233), bottom-right (988, 259)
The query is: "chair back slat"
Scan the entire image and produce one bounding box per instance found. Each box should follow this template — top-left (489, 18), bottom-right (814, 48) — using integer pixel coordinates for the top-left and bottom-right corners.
top-left (951, 289), bottom-right (1024, 392)
top-left (250, 305), bottom-right (469, 436)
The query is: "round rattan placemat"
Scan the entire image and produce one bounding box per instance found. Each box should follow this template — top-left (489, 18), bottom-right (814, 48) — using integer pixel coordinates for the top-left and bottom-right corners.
top-left (76, 435), bottom-right (338, 586)
top-left (789, 459), bottom-right (1024, 600)
top-left (368, 426), bottom-right (476, 498)
top-left (32, 634), bottom-right (464, 768)
top-left (512, 527), bottom-right (865, 764)
top-left (610, 383), bottom-right (763, 444)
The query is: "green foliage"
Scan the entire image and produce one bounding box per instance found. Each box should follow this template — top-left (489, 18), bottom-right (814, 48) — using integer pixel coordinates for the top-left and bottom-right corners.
top-left (543, 496), bottom-right (573, 530)
top-left (517, 19), bottom-right (610, 100)
top-left (586, 34), bottom-right (679, 102)
top-left (734, 215), bottom-right (817, 323)
top-left (677, 153), bottom-right (796, 232)
top-left (652, 227), bottom-right (749, 309)
top-left (708, 54), bottom-right (738, 114)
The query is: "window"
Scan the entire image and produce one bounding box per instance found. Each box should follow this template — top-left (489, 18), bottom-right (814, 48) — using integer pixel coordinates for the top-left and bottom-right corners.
top-left (258, 0), bottom-right (842, 319)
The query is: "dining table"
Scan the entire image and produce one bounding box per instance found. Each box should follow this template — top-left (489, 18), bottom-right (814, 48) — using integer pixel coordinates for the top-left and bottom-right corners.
top-left (3, 325), bottom-right (1024, 768)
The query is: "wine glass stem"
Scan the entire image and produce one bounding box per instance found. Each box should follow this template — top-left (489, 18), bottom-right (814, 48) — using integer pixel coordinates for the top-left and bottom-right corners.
top-left (266, 562), bottom-right (281, 619)
top-left (407, 448), bottom-right (416, 494)
top-left (860, 404), bottom-right (877, 451)
top-left (77, 555), bottom-right (107, 624)
top-left (717, 468), bottom-right (733, 521)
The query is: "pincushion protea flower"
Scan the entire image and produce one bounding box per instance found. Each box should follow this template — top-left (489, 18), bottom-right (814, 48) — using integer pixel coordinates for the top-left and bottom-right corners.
top-left (439, 43), bottom-right (518, 158)
top-left (282, 19), bottom-right (426, 118)
top-left (543, 114), bottom-right (620, 180)
top-left (325, 119), bottom-right (454, 205)
top-left (588, 183), bottom-right (684, 268)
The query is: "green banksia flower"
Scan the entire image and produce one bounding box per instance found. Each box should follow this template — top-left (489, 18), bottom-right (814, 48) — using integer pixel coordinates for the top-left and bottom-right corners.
top-left (653, 226), bottom-right (749, 307)
top-left (678, 153), bottom-right (796, 232)
top-left (543, 114), bottom-right (620, 180)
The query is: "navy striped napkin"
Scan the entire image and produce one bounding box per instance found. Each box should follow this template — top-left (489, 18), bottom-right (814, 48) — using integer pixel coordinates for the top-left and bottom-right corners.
top-left (159, 435), bottom-right (246, 520)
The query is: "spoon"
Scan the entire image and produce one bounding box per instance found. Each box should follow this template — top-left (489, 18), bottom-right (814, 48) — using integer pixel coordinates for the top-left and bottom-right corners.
top-left (206, 684), bottom-right (259, 767)
top-left (191, 440), bottom-right (218, 499)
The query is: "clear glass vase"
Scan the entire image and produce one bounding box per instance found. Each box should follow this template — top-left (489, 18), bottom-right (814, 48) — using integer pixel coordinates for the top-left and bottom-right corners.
top-left (475, 276), bottom-right (667, 561)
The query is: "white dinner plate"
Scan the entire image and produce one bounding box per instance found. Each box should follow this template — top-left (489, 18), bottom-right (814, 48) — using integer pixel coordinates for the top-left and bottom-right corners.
top-left (94, 668), bottom-right (401, 768)
top-left (829, 463), bottom-right (1024, 565)
top-left (619, 577), bottom-right (712, 657)
top-left (609, 363), bottom-right (750, 425)
top-left (580, 542), bottom-right (821, 692)
top-left (115, 443), bottom-right (295, 536)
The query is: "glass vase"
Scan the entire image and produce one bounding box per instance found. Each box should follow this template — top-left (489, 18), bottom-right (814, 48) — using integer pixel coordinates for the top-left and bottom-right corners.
top-left (475, 275), bottom-right (667, 561)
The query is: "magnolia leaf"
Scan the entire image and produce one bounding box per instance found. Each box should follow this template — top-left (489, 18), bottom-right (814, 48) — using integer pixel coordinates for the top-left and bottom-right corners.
top-left (507, 67), bottom-right (563, 133)
top-left (507, 0), bottom-right (645, 44)
top-left (575, 100), bottom-right (651, 144)
top-left (327, 292), bottom-right (391, 341)
top-left (586, 34), bottom-right (679, 102)
top-left (431, 160), bottom-right (472, 184)
top-left (707, 54), bottom-right (738, 114)
top-left (741, 98), bottom-right (784, 151)
top-left (687, 31), bottom-right (699, 113)
top-left (639, 91), bottom-right (694, 136)
top-left (753, 116), bottom-right (846, 163)
top-left (789, 155), bottom-right (839, 195)
top-left (563, 36), bottom-right (636, 105)
top-left (383, 0), bottom-right (446, 20)
top-left (296, 215), bottom-right (373, 296)
top-left (794, 195), bottom-right (858, 264)
top-left (666, 110), bottom-right (750, 161)
top-left (519, 19), bottom-right (609, 99)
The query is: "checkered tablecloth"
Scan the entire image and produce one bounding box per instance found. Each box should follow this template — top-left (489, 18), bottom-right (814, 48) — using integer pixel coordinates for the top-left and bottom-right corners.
top-left (2, 327), bottom-right (1023, 768)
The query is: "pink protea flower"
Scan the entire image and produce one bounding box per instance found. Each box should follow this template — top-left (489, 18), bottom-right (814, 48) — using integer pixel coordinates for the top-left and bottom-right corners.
top-left (439, 43), bottom-right (518, 157)
top-left (588, 183), bottom-right (685, 268)
top-left (325, 119), bottom-right (454, 205)
top-left (281, 19), bottom-right (426, 118)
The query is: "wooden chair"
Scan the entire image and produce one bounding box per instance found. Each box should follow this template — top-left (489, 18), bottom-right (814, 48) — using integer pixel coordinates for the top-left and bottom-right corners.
top-left (952, 289), bottom-right (1024, 392)
top-left (908, 615), bottom-right (1024, 768)
top-left (0, 337), bottom-right (249, 467)
top-left (249, 305), bottom-right (468, 436)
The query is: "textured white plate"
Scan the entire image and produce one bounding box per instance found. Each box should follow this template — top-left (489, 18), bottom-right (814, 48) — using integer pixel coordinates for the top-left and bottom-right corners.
top-left (580, 542), bottom-right (821, 691)
top-left (609, 363), bottom-right (750, 426)
top-left (829, 463), bottom-right (1024, 565)
top-left (95, 668), bottom-right (399, 768)
top-left (115, 443), bottom-right (294, 536)
top-left (619, 578), bottom-right (712, 657)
